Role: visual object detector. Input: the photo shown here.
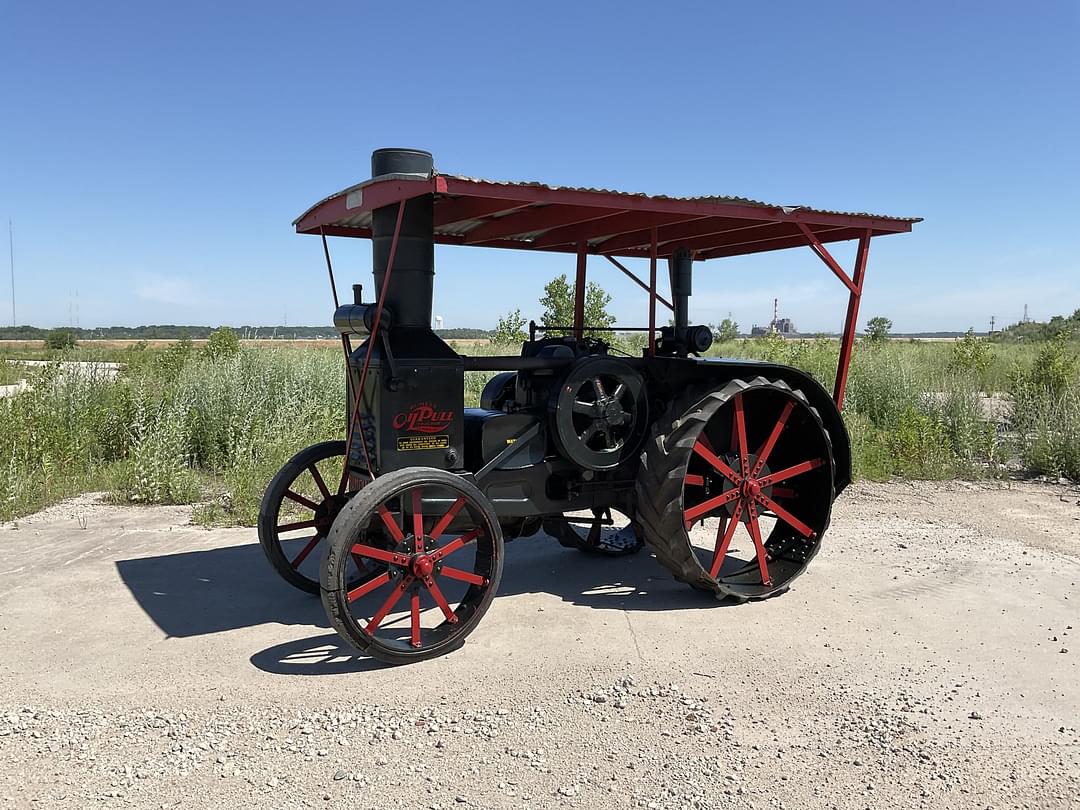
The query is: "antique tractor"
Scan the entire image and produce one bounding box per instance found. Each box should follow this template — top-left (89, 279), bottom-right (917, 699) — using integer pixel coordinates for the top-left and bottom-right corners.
top-left (259, 149), bottom-right (918, 664)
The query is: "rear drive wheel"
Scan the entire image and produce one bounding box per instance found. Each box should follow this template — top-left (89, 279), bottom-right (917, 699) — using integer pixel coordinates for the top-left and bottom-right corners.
top-left (635, 378), bottom-right (834, 600)
top-left (258, 441), bottom-right (367, 594)
top-left (321, 468), bottom-right (504, 664)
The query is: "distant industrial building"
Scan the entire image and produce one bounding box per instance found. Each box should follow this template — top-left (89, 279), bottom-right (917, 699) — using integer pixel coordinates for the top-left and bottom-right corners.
top-left (751, 298), bottom-right (797, 336)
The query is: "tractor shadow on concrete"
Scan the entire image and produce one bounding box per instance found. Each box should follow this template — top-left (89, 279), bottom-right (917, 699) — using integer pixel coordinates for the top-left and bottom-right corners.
top-left (116, 533), bottom-right (727, 675)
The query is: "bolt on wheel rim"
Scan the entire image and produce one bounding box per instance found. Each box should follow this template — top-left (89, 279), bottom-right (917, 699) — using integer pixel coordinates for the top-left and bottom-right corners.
top-left (682, 387), bottom-right (832, 598)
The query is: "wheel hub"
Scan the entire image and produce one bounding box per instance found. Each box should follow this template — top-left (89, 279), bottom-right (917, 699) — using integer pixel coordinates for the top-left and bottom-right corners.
top-left (314, 493), bottom-right (347, 535)
top-left (411, 554), bottom-right (435, 578)
top-left (716, 453), bottom-right (774, 523)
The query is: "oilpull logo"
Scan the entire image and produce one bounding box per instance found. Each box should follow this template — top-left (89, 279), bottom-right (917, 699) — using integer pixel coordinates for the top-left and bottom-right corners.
top-left (393, 403), bottom-right (453, 434)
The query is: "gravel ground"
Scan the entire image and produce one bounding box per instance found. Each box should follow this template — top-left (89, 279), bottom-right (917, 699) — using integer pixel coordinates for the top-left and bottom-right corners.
top-left (1, 480), bottom-right (1078, 809)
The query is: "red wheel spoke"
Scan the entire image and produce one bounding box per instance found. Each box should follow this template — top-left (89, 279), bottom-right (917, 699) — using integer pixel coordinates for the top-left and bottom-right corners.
top-left (289, 535), bottom-right (322, 568)
top-left (423, 577), bottom-right (458, 623)
top-left (734, 393), bottom-right (749, 477)
top-left (347, 571), bottom-right (391, 602)
top-left (697, 431), bottom-right (716, 453)
top-left (757, 494), bottom-right (816, 539)
top-left (745, 503), bottom-right (772, 586)
top-left (410, 593), bottom-right (421, 648)
top-left (692, 441), bottom-right (741, 484)
top-left (377, 504), bottom-right (405, 542)
top-left (411, 488), bottom-right (424, 552)
top-left (284, 490), bottom-right (321, 511)
top-left (684, 488), bottom-right (741, 524)
top-left (430, 497), bottom-right (466, 539)
top-left (351, 543), bottom-right (407, 565)
top-left (308, 465), bottom-right (331, 499)
top-left (278, 519), bottom-right (317, 533)
top-left (709, 506), bottom-right (742, 578)
top-left (366, 575), bottom-right (413, 632)
top-left (684, 473), bottom-right (704, 486)
top-left (431, 528), bottom-right (481, 561)
top-left (440, 566), bottom-right (487, 586)
top-left (752, 401), bottom-right (794, 475)
top-left (757, 457), bottom-right (825, 487)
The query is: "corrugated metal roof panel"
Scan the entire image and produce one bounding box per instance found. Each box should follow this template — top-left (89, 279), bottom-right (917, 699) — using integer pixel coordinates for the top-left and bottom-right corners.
top-left (436, 173), bottom-right (921, 224)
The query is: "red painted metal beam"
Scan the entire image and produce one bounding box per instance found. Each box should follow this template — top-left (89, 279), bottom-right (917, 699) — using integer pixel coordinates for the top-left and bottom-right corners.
top-left (673, 222), bottom-right (850, 257)
top-left (797, 223), bottom-right (857, 293)
top-left (573, 243), bottom-right (587, 339)
top-left (465, 205), bottom-right (618, 244)
top-left (532, 211), bottom-right (703, 249)
top-left (697, 227), bottom-right (869, 260)
top-left (597, 216), bottom-right (773, 253)
top-left (433, 197), bottom-right (534, 227)
top-left (604, 255), bottom-right (674, 310)
top-left (833, 230), bottom-right (871, 409)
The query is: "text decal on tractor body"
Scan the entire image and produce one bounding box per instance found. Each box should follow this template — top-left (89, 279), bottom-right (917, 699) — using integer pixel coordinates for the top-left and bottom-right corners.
top-left (397, 434), bottom-right (450, 452)
top-left (393, 403), bottom-right (454, 435)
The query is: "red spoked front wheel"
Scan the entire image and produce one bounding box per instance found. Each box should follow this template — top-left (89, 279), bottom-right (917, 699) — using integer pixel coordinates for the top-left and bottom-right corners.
top-left (321, 467), bottom-right (504, 664)
top-left (636, 378), bottom-right (835, 601)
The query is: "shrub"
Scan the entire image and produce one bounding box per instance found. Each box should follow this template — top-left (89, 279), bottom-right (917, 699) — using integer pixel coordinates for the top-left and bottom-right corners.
top-left (45, 328), bottom-right (77, 351)
top-left (492, 309), bottom-right (528, 346)
top-left (865, 316), bottom-right (893, 343)
top-left (1030, 333), bottom-right (1079, 397)
top-left (885, 406), bottom-right (954, 478)
top-left (948, 328), bottom-right (993, 378)
top-left (204, 326), bottom-right (241, 360)
top-left (715, 318), bottom-right (739, 342)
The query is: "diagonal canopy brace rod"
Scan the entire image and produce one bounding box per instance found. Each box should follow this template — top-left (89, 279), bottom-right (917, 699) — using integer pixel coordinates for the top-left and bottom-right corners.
top-left (796, 223), bottom-right (859, 294)
top-left (603, 255), bottom-right (674, 311)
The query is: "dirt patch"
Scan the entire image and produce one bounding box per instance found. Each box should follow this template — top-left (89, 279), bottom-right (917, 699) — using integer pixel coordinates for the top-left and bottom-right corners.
top-left (1, 481), bottom-right (1078, 808)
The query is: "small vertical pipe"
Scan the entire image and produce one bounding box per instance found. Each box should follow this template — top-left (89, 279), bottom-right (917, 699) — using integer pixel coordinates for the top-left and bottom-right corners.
top-left (573, 242), bottom-right (587, 338)
top-left (833, 230), bottom-right (871, 409)
top-left (320, 227), bottom-right (340, 309)
top-left (648, 227), bottom-right (657, 356)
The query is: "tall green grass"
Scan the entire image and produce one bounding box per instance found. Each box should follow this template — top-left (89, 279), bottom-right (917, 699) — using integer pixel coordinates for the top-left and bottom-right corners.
top-left (0, 333), bottom-right (1076, 525)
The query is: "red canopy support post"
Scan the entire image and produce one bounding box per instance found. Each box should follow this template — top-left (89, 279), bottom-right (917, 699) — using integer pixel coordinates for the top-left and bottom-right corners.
top-left (833, 229), bottom-right (871, 409)
top-left (573, 242), bottom-right (587, 339)
top-left (648, 227), bottom-right (658, 356)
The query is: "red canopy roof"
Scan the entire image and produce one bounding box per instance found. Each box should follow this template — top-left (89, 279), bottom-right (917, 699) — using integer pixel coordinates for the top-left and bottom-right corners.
top-left (295, 172), bottom-right (919, 260)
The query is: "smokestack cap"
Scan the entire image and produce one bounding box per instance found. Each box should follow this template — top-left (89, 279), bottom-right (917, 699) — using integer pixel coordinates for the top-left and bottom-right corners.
top-left (371, 148), bottom-right (434, 180)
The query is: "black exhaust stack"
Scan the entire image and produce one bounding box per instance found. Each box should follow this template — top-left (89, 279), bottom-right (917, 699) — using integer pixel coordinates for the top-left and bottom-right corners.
top-left (659, 247), bottom-right (712, 355)
top-left (371, 148), bottom-right (435, 328)
top-left (669, 248), bottom-right (692, 337)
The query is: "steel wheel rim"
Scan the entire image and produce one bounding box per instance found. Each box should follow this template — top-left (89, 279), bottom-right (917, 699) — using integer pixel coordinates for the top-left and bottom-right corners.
top-left (682, 386), bottom-right (832, 598)
top-left (332, 481), bottom-right (500, 656)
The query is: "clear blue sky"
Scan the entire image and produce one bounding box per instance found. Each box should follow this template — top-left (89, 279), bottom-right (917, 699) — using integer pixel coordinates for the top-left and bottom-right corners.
top-left (2, 1), bottom-right (1077, 333)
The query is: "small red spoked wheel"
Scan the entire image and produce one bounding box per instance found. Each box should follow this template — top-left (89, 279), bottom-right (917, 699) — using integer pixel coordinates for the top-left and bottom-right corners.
top-left (258, 441), bottom-right (368, 594)
top-left (321, 467), bottom-right (504, 664)
top-left (636, 378), bottom-right (834, 600)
